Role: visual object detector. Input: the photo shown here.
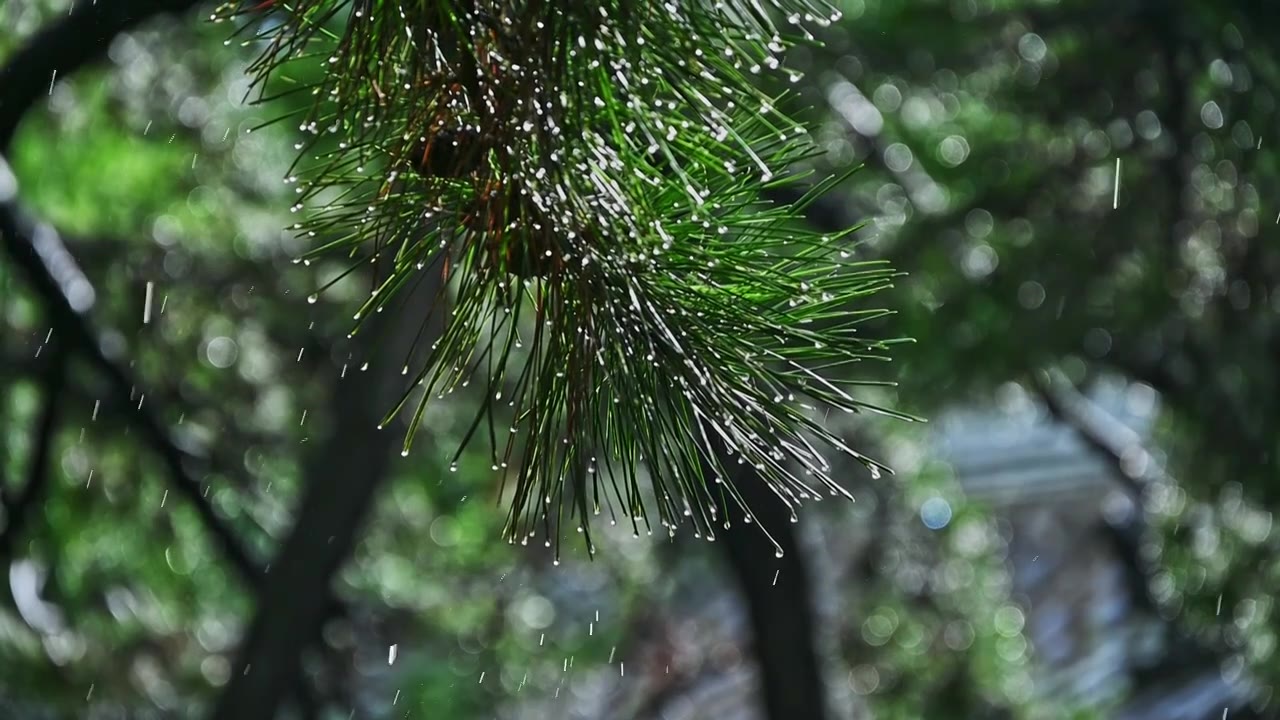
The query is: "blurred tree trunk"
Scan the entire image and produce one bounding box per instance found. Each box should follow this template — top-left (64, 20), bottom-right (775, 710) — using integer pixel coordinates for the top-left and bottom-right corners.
top-left (0, 344), bottom-right (67, 566)
top-left (210, 270), bottom-right (442, 720)
top-left (717, 461), bottom-right (828, 720)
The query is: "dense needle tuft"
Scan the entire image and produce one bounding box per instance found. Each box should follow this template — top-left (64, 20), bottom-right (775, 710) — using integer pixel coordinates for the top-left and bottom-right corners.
top-left (218, 0), bottom-right (911, 555)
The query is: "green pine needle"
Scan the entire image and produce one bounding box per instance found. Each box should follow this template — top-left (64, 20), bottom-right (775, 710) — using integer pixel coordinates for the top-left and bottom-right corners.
top-left (218, 0), bottom-right (912, 557)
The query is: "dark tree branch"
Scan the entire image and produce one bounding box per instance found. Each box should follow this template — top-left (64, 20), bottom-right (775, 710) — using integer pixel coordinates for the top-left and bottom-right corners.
top-left (0, 0), bottom-right (204, 152)
top-left (0, 5), bottom-right (363, 715)
top-left (0, 160), bottom-right (264, 590)
top-left (1028, 371), bottom-right (1155, 502)
top-left (1028, 371), bottom-right (1160, 616)
top-left (1154, 2), bottom-right (1189, 270)
top-left (210, 269), bottom-right (442, 720)
top-left (0, 348), bottom-right (49, 379)
top-left (765, 186), bottom-right (862, 235)
top-left (1107, 340), bottom-right (1274, 486)
top-left (715, 453), bottom-right (829, 720)
top-left (0, 345), bottom-right (68, 564)
top-left (1027, 369), bottom-right (1258, 707)
top-left (0, 0), bottom-right (259, 583)
top-left (1, 348), bottom-right (282, 525)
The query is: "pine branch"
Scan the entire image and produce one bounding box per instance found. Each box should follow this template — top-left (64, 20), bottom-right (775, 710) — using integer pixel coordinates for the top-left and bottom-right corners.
top-left (226, 0), bottom-right (911, 554)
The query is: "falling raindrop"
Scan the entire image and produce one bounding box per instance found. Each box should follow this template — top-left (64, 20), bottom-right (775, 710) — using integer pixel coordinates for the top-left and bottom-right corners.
top-left (142, 281), bottom-right (155, 324)
top-left (1112, 157), bottom-right (1121, 209)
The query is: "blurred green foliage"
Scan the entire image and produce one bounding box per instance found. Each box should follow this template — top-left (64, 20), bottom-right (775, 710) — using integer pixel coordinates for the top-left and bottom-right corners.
top-left (787, 0), bottom-right (1279, 710)
top-left (3, 0), bottom-right (1277, 718)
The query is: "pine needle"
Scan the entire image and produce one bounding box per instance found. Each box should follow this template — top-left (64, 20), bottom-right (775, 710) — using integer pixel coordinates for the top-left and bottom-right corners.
top-left (217, 0), bottom-right (910, 556)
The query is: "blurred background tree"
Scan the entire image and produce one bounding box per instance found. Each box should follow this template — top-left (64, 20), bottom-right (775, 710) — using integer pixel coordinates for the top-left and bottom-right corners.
top-left (1, 1), bottom-right (1276, 719)
top-left (794, 0), bottom-right (1278, 710)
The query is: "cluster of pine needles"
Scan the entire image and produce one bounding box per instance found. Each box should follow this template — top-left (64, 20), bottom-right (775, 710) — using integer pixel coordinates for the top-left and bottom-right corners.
top-left (215, 0), bottom-right (912, 557)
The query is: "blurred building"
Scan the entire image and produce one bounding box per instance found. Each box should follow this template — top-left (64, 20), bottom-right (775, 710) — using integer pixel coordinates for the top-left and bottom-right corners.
top-left (560, 379), bottom-right (1250, 720)
top-left (938, 380), bottom-right (1246, 719)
